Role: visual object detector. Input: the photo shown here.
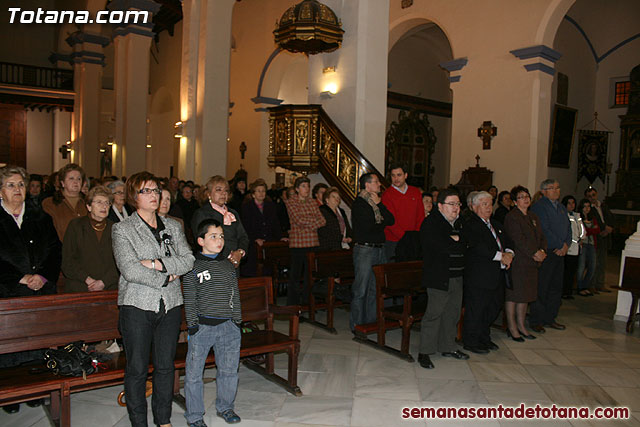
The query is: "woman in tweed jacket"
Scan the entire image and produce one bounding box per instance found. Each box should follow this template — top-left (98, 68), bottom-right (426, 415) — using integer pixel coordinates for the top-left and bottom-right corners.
top-left (112, 172), bottom-right (194, 427)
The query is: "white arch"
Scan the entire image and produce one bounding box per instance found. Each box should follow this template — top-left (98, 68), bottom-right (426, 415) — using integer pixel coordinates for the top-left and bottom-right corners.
top-left (535, 0), bottom-right (577, 45)
top-left (389, 15), bottom-right (455, 57)
top-left (261, 50), bottom-right (308, 104)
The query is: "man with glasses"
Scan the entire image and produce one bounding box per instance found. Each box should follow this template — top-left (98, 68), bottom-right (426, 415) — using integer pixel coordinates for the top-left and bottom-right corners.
top-left (418, 188), bottom-right (468, 369)
top-left (529, 179), bottom-right (572, 333)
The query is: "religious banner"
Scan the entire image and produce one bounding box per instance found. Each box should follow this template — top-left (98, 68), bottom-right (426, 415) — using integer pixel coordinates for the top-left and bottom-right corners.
top-left (577, 130), bottom-right (608, 184)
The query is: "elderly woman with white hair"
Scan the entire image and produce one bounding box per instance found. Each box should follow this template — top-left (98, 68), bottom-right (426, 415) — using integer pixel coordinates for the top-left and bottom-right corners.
top-left (0, 165), bottom-right (61, 413)
top-left (0, 165), bottom-right (61, 297)
top-left (106, 180), bottom-right (131, 223)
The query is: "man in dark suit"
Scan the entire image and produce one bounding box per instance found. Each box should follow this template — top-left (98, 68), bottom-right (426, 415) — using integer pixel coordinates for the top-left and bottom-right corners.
top-left (418, 188), bottom-right (468, 369)
top-left (585, 187), bottom-right (614, 294)
top-left (462, 191), bottom-right (514, 354)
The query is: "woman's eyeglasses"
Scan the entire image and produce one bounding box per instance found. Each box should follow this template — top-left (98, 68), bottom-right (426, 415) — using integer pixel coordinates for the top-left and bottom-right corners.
top-left (138, 188), bottom-right (162, 195)
top-left (3, 182), bottom-right (25, 190)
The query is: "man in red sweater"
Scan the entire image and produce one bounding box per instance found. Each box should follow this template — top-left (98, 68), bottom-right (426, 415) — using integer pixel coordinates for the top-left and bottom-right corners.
top-left (382, 164), bottom-right (426, 261)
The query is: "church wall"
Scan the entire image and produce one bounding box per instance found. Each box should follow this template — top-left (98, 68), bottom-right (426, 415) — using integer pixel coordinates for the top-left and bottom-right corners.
top-left (593, 42), bottom-right (640, 199)
top-left (148, 22), bottom-right (183, 179)
top-left (390, 0), bottom-right (576, 192)
top-left (551, 18), bottom-right (597, 198)
top-left (308, 0), bottom-right (390, 171)
top-left (26, 110), bottom-right (54, 174)
top-left (229, 0), bottom-right (308, 185)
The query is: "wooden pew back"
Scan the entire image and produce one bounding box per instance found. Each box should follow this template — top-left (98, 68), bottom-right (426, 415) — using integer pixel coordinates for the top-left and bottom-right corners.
top-left (0, 291), bottom-right (120, 355)
top-left (257, 241), bottom-right (290, 296)
top-left (373, 260), bottom-right (423, 293)
top-left (308, 249), bottom-right (354, 280)
top-left (239, 276), bottom-right (274, 323)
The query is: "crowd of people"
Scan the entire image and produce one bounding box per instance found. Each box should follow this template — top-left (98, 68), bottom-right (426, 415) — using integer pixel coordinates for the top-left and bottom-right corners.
top-left (0, 162), bottom-right (615, 425)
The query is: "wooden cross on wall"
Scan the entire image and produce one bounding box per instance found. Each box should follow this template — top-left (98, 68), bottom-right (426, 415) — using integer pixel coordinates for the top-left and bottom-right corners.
top-left (477, 121), bottom-right (497, 150)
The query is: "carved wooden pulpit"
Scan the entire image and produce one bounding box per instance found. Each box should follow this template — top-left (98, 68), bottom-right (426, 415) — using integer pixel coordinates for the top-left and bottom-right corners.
top-left (455, 155), bottom-right (493, 202)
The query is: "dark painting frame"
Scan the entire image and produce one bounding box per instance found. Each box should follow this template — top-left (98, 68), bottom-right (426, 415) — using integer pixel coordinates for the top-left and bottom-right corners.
top-left (548, 105), bottom-right (578, 168)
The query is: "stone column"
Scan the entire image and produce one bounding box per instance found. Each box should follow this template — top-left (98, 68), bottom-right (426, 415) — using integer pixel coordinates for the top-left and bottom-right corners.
top-left (67, 32), bottom-right (109, 176)
top-left (307, 0), bottom-right (390, 171)
top-left (179, 0), bottom-right (235, 183)
top-left (108, 0), bottom-right (160, 177)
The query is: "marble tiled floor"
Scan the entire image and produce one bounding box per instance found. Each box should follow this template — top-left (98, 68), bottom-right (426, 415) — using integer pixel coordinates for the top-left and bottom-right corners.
top-left (3, 256), bottom-right (640, 426)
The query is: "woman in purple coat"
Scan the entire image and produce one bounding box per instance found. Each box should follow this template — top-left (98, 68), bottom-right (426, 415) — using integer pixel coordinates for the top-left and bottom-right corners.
top-left (240, 179), bottom-right (283, 276)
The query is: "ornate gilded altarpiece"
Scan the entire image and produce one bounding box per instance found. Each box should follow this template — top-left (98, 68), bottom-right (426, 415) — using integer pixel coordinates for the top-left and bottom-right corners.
top-left (385, 110), bottom-right (437, 190)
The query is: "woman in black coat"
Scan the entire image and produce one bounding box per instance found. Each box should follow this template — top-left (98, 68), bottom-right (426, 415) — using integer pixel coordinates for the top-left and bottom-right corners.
top-left (317, 187), bottom-right (352, 251)
top-left (240, 179), bottom-right (283, 276)
top-left (0, 166), bottom-right (60, 298)
top-left (0, 166), bottom-right (61, 412)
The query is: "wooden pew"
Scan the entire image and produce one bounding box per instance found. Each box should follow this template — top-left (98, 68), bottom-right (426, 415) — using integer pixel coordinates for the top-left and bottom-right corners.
top-left (612, 257), bottom-right (640, 333)
top-left (353, 261), bottom-right (425, 362)
top-left (256, 240), bottom-right (291, 297)
top-left (0, 277), bottom-right (301, 427)
top-left (305, 249), bottom-right (354, 334)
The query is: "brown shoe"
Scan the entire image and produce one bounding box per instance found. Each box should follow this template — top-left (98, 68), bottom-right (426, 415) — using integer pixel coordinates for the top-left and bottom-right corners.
top-left (545, 322), bottom-right (566, 330)
top-left (530, 325), bottom-right (546, 333)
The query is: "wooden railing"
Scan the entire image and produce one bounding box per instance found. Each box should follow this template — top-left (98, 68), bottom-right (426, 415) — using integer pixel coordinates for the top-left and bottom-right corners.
top-left (268, 104), bottom-right (389, 205)
top-left (0, 62), bottom-right (73, 91)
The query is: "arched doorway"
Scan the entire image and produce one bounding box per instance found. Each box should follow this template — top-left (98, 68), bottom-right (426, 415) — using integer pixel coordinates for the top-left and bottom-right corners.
top-left (386, 22), bottom-right (453, 190)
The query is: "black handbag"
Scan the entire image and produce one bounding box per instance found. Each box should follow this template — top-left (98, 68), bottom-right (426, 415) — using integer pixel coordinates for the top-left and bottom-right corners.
top-left (44, 342), bottom-right (96, 378)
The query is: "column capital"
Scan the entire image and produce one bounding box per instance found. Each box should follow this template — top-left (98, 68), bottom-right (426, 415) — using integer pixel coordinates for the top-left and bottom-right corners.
top-left (66, 31), bottom-right (110, 48)
top-left (66, 31), bottom-right (108, 65)
top-left (108, 0), bottom-right (160, 38)
top-left (49, 52), bottom-right (73, 66)
top-left (510, 45), bottom-right (562, 76)
top-left (439, 57), bottom-right (468, 83)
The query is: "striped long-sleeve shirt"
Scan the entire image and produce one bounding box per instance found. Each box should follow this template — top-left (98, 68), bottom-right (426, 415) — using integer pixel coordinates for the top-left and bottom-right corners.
top-left (182, 252), bottom-right (241, 332)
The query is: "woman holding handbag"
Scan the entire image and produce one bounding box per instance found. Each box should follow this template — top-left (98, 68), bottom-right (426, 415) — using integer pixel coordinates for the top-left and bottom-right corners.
top-left (112, 172), bottom-right (194, 427)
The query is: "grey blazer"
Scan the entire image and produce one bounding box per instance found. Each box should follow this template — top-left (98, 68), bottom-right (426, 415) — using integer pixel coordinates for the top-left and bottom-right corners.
top-left (112, 212), bottom-right (194, 313)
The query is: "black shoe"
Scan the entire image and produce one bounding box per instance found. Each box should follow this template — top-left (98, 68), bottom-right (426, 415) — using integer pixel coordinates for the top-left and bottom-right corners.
top-left (506, 330), bottom-right (525, 342)
top-left (518, 330), bottom-right (537, 340)
top-left (485, 341), bottom-right (499, 350)
top-left (441, 350), bottom-right (470, 360)
top-left (418, 353), bottom-right (434, 369)
top-left (26, 399), bottom-right (43, 408)
top-left (463, 345), bottom-right (489, 354)
top-left (530, 325), bottom-right (546, 333)
top-left (2, 404), bottom-right (19, 414)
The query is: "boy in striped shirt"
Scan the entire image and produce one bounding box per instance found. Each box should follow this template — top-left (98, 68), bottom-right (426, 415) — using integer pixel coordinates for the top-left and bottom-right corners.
top-left (183, 218), bottom-right (242, 426)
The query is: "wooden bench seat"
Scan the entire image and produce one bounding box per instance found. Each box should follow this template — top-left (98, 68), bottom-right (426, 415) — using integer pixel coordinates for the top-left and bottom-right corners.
top-left (305, 249), bottom-right (354, 334)
top-left (353, 261), bottom-right (425, 361)
top-left (0, 276), bottom-right (301, 427)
